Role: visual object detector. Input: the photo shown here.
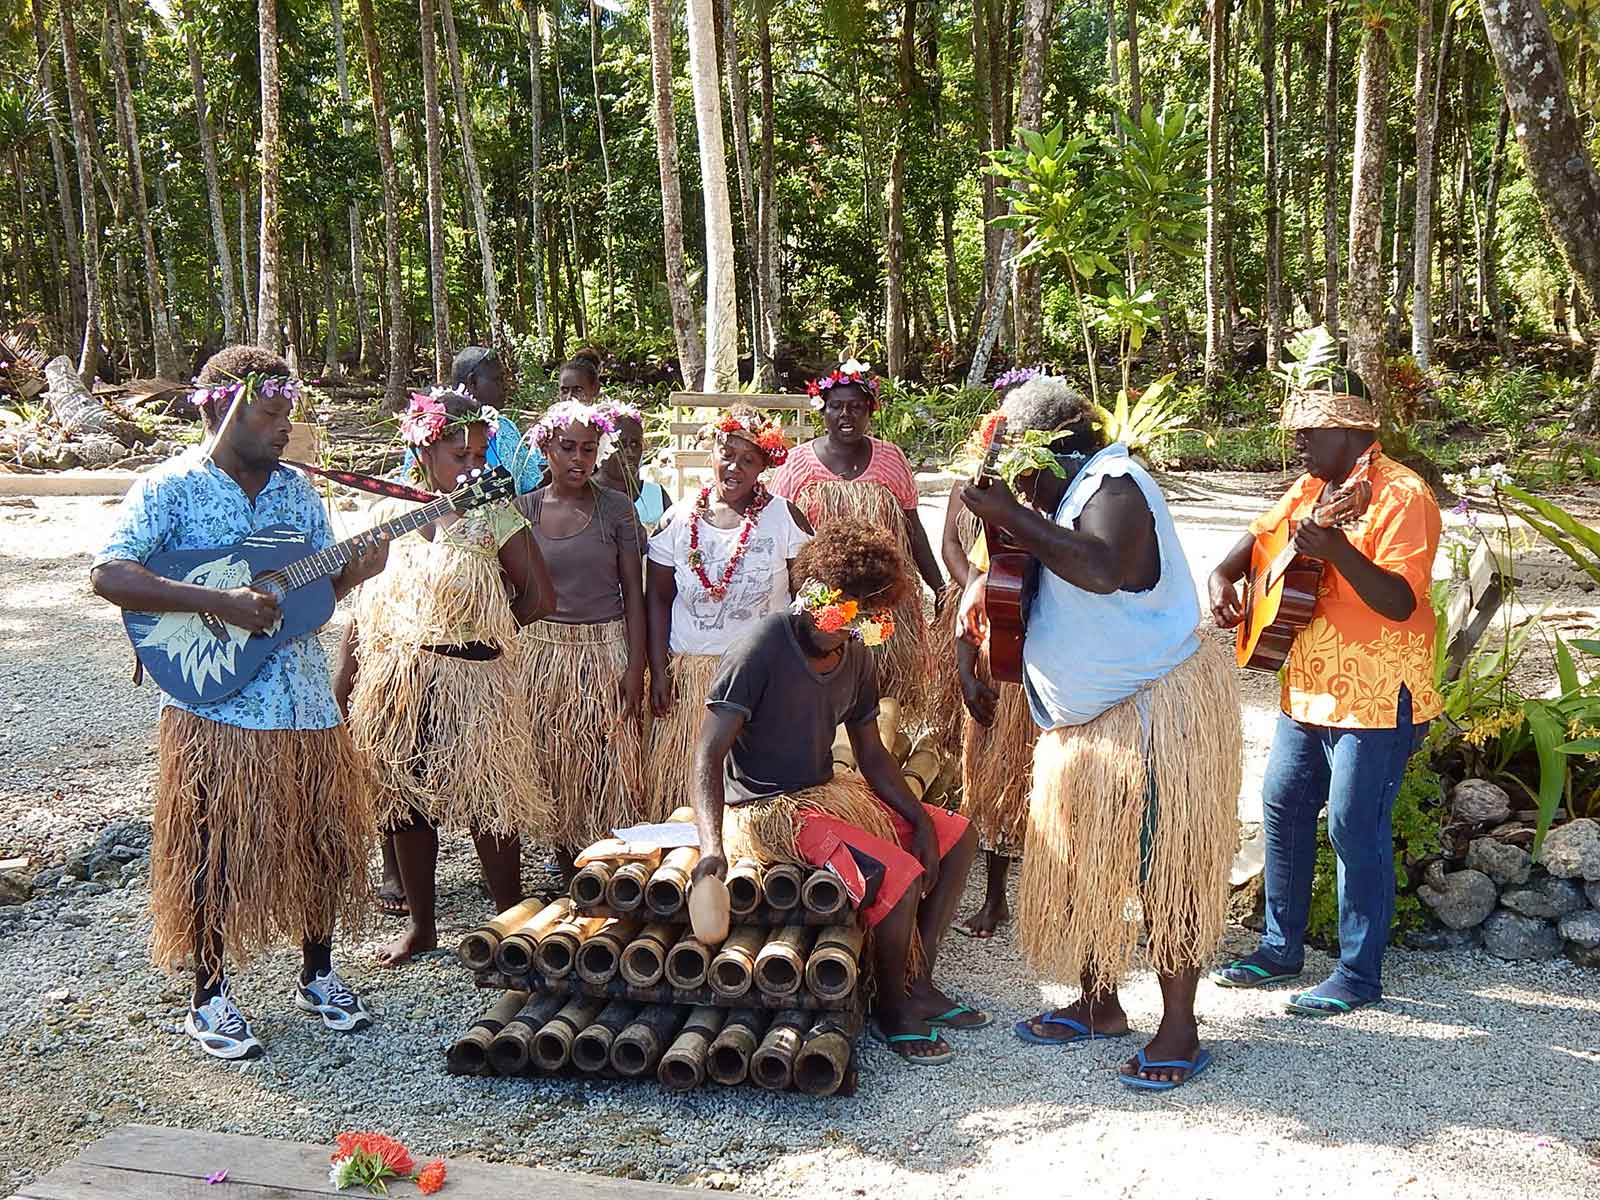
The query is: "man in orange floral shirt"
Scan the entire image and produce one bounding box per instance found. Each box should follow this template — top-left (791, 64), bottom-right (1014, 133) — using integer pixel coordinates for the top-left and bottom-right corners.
top-left (1207, 368), bottom-right (1440, 1015)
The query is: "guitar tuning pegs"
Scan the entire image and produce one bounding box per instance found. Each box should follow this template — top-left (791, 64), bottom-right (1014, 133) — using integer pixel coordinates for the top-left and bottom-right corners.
top-left (456, 473), bottom-right (467, 485)
top-left (471, 468), bottom-right (482, 477)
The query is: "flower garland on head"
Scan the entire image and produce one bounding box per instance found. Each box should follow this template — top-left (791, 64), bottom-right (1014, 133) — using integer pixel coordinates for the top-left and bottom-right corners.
top-left (792, 579), bottom-right (896, 646)
top-left (992, 366), bottom-right (1040, 393)
top-left (806, 357), bottom-right (880, 411)
top-left (603, 399), bottom-right (644, 427)
top-left (399, 386), bottom-right (501, 448)
top-left (701, 407), bottom-right (790, 467)
top-left (190, 372), bottom-right (303, 414)
top-left (527, 398), bottom-right (619, 462)
top-left (686, 483), bottom-right (771, 600)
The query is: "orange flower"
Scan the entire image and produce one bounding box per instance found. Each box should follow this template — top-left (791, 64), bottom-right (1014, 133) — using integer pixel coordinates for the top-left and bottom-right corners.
top-left (416, 1159), bottom-right (448, 1195)
top-left (333, 1132), bottom-right (414, 1176)
top-left (978, 409), bottom-right (1004, 448)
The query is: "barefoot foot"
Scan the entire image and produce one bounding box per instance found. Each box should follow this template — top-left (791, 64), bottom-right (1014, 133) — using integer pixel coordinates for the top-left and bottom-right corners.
top-left (958, 895), bottom-right (1010, 939)
top-left (376, 923), bottom-right (437, 968)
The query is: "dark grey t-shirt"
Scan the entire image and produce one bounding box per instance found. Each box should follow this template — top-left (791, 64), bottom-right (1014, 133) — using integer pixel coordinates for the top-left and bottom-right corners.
top-left (705, 613), bottom-right (880, 804)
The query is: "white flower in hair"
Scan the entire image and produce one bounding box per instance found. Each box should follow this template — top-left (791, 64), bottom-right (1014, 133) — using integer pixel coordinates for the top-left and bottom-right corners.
top-left (839, 357), bottom-right (872, 376)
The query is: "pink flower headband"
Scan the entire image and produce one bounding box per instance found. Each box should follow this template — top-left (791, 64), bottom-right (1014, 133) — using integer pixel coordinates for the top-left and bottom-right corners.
top-left (806, 357), bottom-right (880, 411)
top-left (528, 399), bottom-right (619, 459)
top-left (604, 400), bottom-right (644, 426)
top-left (190, 373), bottom-right (303, 413)
top-left (399, 387), bottom-right (500, 448)
top-left (701, 408), bottom-right (790, 467)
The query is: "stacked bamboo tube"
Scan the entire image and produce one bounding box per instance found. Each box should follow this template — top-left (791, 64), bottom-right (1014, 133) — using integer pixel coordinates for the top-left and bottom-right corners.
top-left (448, 792), bottom-right (902, 1093)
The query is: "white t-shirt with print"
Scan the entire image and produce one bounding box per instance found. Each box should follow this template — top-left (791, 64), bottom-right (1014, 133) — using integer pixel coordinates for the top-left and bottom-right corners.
top-left (648, 494), bottom-right (811, 655)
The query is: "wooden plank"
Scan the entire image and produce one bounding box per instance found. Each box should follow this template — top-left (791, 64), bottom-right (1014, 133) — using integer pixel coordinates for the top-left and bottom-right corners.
top-left (58, 1125), bottom-right (705, 1199)
top-left (666, 391), bottom-right (804, 410)
top-left (18, 1161), bottom-right (322, 1199)
top-left (666, 421), bottom-right (807, 437)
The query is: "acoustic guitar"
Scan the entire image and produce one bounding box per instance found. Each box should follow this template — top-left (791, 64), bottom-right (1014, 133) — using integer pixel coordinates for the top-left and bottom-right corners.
top-left (972, 417), bottom-right (1037, 684)
top-left (123, 466), bottom-right (514, 706)
top-left (1235, 478), bottom-right (1373, 672)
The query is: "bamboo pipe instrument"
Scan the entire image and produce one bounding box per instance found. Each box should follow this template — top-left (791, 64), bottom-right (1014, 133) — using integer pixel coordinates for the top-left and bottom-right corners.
top-left (804, 923), bottom-right (866, 1001)
top-left (901, 742), bottom-right (944, 801)
top-left (876, 697), bottom-right (902, 751)
top-left (726, 858), bottom-right (764, 917)
top-left (531, 996), bottom-right (605, 1071)
top-left (750, 1009), bottom-right (809, 1090)
top-left (610, 1004), bottom-right (685, 1078)
top-left (667, 805), bottom-right (694, 823)
top-left (890, 730), bottom-right (912, 766)
top-left (645, 846), bottom-right (701, 917)
top-left (606, 858), bottom-right (656, 912)
top-left (570, 860), bottom-right (614, 908)
top-left (799, 869), bottom-right (849, 920)
top-left (490, 898), bottom-right (577, 975)
top-left (485, 993), bottom-right (566, 1076)
top-left (570, 999), bottom-right (639, 1073)
top-left (664, 930), bottom-right (713, 990)
top-left (447, 990), bottom-right (530, 1074)
top-left (618, 922), bottom-right (676, 987)
top-left (457, 898), bottom-right (551, 972)
top-left (575, 918), bottom-right (641, 986)
top-left (533, 914), bottom-right (610, 979)
top-left (763, 862), bottom-right (805, 911)
top-left (793, 1018), bottom-right (857, 1096)
top-left (657, 1007), bottom-right (727, 1092)
top-left (707, 1008), bottom-right (769, 1085)
top-left (708, 926), bottom-right (766, 1000)
top-left (830, 725), bottom-right (855, 772)
top-left (753, 926), bottom-right (816, 998)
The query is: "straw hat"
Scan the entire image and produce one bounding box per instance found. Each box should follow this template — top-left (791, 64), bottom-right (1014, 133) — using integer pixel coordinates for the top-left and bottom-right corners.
top-left (1282, 369), bottom-right (1378, 431)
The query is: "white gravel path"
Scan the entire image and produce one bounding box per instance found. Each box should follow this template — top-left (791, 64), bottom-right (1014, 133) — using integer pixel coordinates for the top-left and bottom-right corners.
top-left (1, 493), bottom-right (1597, 1199)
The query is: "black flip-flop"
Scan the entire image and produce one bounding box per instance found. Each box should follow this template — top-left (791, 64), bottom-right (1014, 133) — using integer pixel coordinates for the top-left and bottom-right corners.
top-left (375, 891), bottom-right (409, 918)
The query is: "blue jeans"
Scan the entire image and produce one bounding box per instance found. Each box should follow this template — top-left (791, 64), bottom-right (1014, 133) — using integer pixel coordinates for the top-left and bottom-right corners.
top-left (1257, 687), bottom-right (1426, 1001)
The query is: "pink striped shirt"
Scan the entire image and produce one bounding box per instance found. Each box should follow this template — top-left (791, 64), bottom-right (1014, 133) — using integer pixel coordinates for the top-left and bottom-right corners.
top-left (770, 438), bottom-right (920, 512)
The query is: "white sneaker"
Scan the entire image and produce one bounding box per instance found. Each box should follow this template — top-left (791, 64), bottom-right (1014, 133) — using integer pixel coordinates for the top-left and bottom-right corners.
top-left (185, 989), bottom-right (264, 1060)
top-left (293, 968), bottom-right (373, 1032)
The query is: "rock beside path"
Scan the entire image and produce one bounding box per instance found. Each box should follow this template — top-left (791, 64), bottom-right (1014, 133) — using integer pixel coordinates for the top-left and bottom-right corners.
top-left (1450, 779), bottom-right (1512, 826)
top-left (1464, 837), bottom-right (1531, 886)
top-left (1482, 910), bottom-right (1564, 960)
top-left (1541, 819), bottom-right (1600, 880)
top-left (1418, 865), bottom-right (1498, 930)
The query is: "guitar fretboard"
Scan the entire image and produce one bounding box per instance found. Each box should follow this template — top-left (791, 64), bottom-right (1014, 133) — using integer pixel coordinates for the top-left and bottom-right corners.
top-left (258, 495), bottom-right (458, 591)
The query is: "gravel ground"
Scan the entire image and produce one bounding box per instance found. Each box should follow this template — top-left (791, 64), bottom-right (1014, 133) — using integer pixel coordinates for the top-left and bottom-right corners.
top-left (2, 490), bottom-right (1598, 1199)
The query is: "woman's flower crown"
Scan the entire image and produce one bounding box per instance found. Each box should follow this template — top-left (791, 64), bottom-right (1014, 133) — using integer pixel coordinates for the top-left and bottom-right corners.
top-left (791, 579), bottom-right (896, 646)
top-left (190, 372), bottom-right (303, 414)
top-left (399, 387), bottom-right (500, 448)
top-left (992, 366), bottom-right (1040, 393)
top-left (701, 407), bottom-right (791, 467)
top-left (528, 399), bottom-right (619, 460)
top-left (604, 400), bottom-right (644, 426)
top-left (806, 357), bottom-right (880, 411)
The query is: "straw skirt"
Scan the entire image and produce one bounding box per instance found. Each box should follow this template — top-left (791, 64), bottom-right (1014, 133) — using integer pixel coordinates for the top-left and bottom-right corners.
top-left (150, 710), bottom-right (374, 974)
top-left (960, 646), bottom-right (1039, 856)
top-left (518, 617), bottom-right (649, 846)
top-left (1016, 639), bottom-right (1241, 987)
top-left (647, 651), bottom-right (722, 812)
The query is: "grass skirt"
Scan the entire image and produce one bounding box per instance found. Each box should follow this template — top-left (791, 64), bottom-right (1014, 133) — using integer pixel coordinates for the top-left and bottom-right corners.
top-left (925, 581), bottom-right (968, 756)
top-left (150, 710), bottom-right (374, 973)
top-left (961, 647), bottom-right (1039, 856)
top-left (348, 646), bottom-right (545, 837)
top-left (1016, 639), bottom-right (1241, 987)
top-left (796, 480), bottom-right (933, 726)
top-left (517, 618), bottom-right (648, 846)
top-left (721, 772), bottom-right (898, 865)
top-left (648, 652), bottom-right (721, 813)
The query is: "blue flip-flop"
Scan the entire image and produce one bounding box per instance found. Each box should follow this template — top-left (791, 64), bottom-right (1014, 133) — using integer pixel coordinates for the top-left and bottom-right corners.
top-left (1210, 956), bottom-right (1303, 989)
top-left (928, 1004), bottom-right (993, 1030)
top-left (1118, 1047), bottom-right (1214, 1092)
top-left (1286, 990), bottom-right (1378, 1017)
top-left (1012, 1012), bottom-right (1127, 1046)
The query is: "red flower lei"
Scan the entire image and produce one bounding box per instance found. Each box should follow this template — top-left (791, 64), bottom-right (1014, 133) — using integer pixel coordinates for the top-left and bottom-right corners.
top-left (687, 484), bottom-right (770, 600)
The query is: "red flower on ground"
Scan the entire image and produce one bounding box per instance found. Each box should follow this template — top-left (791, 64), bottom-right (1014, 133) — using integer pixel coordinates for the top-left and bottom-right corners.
top-left (416, 1159), bottom-right (448, 1195)
top-left (333, 1132), bottom-right (415, 1176)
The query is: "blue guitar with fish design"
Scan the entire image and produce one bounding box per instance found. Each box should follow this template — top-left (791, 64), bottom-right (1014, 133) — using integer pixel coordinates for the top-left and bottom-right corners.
top-left (123, 467), bottom-right (514, 706)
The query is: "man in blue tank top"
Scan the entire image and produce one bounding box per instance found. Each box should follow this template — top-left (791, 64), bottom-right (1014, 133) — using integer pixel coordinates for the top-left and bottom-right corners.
top-left (957, 377), bottom-right (1243, 1093)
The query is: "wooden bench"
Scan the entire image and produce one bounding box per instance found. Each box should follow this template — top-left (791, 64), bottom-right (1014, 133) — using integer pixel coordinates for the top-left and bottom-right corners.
top-left (12, 1123), bottom-right (706, 1199)
top-left (662, 392), bottom-right (811, 495)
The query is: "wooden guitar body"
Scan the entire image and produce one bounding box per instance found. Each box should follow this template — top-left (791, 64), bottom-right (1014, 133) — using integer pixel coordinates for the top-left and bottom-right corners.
top-left (982, 528), bottom-right (1034, 684)
top-left (1236, 519), bottom-right (1324, 671)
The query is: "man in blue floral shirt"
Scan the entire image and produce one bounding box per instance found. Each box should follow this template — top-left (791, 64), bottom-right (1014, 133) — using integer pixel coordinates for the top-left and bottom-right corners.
top-left (92, 345), bottom-right (389, 1061)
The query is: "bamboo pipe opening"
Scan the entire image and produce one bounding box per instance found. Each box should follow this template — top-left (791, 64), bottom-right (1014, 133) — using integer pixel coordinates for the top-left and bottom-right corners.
top-left (497, 937), bottom-right (538, 975)
top-left (727, 873), bottom-right (762, 915)
top-left (535, 937), bottom-right (577, 977)
top-left (456, 931), bottom-right (499, 973)
top-left (711, 958), bottom-right (750, 995)
top-left (793, 1040), bottom-right (847, 1096)
top-left (645, 877), bottom-right (685, 916)
top-left (659, 1056), bottom-right (698, 1089)
top-left (809, 957), bottom-right (850, 996)
top-left (532, 1027), bottom-right (573, 1071)
top-left (571, 863), bottom-right (611, 907)
top-left (621, 943), bottom-right (667, 987)
top-left (611, 1038), bottom-right (650, 1076)
top-left (570, 1027), bottom-right (615, 1073)
top-left (486, 1035), bottom-right (526, 1076)
top-left (576, 939), bottom-right (620, 983)
top-left (666, 941), bottom-right (711, 990)
top-left (452, 1037), bottom-right (489, 1073)
top-left (756, 956), bottom-right (799, 993)
top-left (708, 1043), bottom-right (746, 1084)
top-left (608, 871), bottom-right (646, 910)
top-left (763, 864), bottom-right (803, 910)
top-left (800, 871), bottom-right (847, 918)
top-left (750, 1048), bottom-right (792, 1090)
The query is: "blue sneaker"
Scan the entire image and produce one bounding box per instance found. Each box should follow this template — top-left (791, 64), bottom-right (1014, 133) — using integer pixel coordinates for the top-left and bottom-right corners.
top-left (185, 988), bottom-right (264, 1060)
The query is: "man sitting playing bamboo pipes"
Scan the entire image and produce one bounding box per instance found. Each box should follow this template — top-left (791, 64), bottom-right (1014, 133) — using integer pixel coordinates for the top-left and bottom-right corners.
top-left (689, 519), bottom-right (982, 1065)
top-left (957, 377), bottom-right (1242, 1090)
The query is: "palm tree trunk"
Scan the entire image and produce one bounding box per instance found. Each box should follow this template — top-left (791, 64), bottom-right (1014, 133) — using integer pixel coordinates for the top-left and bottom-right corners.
top-left (1125, 0), bottom-right (1141, 116)
top-left (1262, 0), bottom-right (1282, 369)
top-left (58, 1), bottom-right (101, 382)
top-left (440, 0), bottom-right (501, 344)
top-left (1412, 2), bottom-right (1452, 369)
top-left (256, 0), bottom-right (284, 352)
top-left (549, 6), bottom-right (587, 338)
top-left (238, 171), bottom-right (257, 341)
top-left (525, 0), bottom-right (549, 349)
top-left (686, 0), bottom-right (739, 390)
top-left (30, 0), bottom-right (86, 344)
top-left (1322, 3), bottom-right (1340, 336)
top-left (646, 0), bottom-right (706, 388)
top-left (107, 0), bottom-right (179, 376)
top-left (756, 0), bottom-right (780, 363)
top-left (330, 0), bottom-right (375, 371)
top-left (1012, 0), bottom-right (1050, 361)
top-left (721, 0), bottom-right (768, 384)
top-left (1388, 167), bottom-right (1411, 344)
top-left (588, 0), bottom-right (616, 325)
top-left (1347, 16), bottom-right (1390, 415)
top-left (1482, 100), bottom-right (1510, 353)
top-left (1204, 0), bottom-right (1227, 384)
top-left (356, 0), bottom-right (411, 408)
top-left (418, 0), bottom-right (451, 379)
top-left (886, 0), bottom-right (917, 377)
top-left (926, 0), bottom-right (960, 345)
top-left (183, 0), bottom-right (240, 346)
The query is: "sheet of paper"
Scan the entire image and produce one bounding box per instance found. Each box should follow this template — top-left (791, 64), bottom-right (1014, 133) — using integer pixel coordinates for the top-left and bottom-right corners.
top-left (610, 821), bottom-right (701, 850)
